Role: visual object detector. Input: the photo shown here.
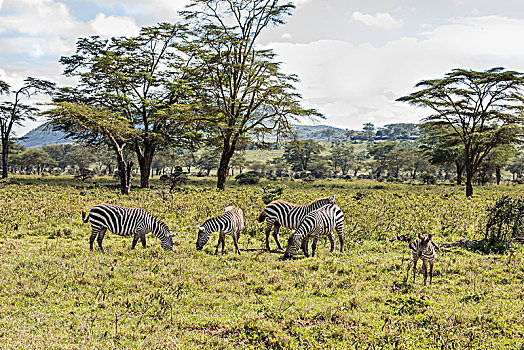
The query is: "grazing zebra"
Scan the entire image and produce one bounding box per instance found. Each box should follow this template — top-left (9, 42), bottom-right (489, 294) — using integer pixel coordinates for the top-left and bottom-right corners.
top-left (257, 195), bottom-right (336, 251)
top-left (410, 234), bottom-right (436, 285)
top-left (196, 206), bottom-right (244, 255)
top-left (283, 203), bottom-right (344, 259)
top-left (82, 203), bottom-right (176, 253)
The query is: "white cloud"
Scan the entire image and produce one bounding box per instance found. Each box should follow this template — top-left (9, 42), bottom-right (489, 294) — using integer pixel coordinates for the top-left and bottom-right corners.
top-left (90, 13), bottom-right (140, 37)
top-left (266, 15), bottom-right (524, 129)
top-left (351, 11), bottom-right (404, 30)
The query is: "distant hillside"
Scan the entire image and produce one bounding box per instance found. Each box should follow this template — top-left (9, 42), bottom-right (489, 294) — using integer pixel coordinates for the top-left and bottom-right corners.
top-left (17, 122), bottom-right (419, 149)
top-left (18, 124), bottom-right (70, 149)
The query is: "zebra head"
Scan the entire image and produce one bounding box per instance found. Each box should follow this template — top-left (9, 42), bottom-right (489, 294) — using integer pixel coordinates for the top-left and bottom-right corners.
top-left (196, 225), bottom-right (210, 250)
top-left (283, 231), bottom-right (300, 259)
top-left (418, 233), bottom-right (432, 257)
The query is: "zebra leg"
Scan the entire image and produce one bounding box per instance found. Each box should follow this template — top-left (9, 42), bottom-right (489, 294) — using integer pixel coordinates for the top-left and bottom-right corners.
top-left (412, 257), bottom-right (418, 283)
top-left (429, 260), bottom-right (434, 285)
top-left (215, 234), bottom-right (223, 255)
top-left (140, 233), bottom-right (147, 249)
top-left (89, 229), bottom-right (98, 251)
top-left (329, 231), bottom-right (335, 253)
top-left (337, 226), bottom-right (345, 252)
top-left (423, 260), bottom-right (428, 285)
top-left (96, 228), bottom-right (107, 253)
top-left (301, 236), bottom-right (310, 257)
top-left (131, 234), bottom-right (140, 249)
top-left (273, 222), bottom-right (283, 250)
top-left (221, 233), bottom-right (226, 254)
top-left (311, 234), bottom-right (319, 257)
top-left (265, 221), bottom-right (274, 251)
top-left (233, 233), bottom-right (240, 254)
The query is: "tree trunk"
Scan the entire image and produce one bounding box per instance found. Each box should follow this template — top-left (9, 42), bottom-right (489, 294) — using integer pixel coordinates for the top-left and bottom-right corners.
top-left (116, 159), bottom-right (133, 195)
top-left (1, 140), bottom-right (8, 179)
top-left (136, 142), bottom-right (155, 189)
top-left (496, 166), bottom-right (501, 185)
top-left (465, 167), bottom-right (474, 197)
top-left (217, 140), bottom-right (236, 191)
top-left (456, 162), bottom-right (463, 185)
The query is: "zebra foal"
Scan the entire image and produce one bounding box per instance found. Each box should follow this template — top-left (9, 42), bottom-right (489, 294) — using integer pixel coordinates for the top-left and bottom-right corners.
top-left (411, 233), bottom-right (436, 285)
top-left (391, 233), bottom-right (437, 285)
top-left (283, 203), bottom-right (344, 259)
top-left (196, 206), bottom-right (244, 255)
top-left (257, 195), bottom-right (336, 251)
top-left (82, 203), bottom-right (176, 253)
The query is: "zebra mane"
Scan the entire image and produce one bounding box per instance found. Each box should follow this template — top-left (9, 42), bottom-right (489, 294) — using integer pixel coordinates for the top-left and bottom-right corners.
top-left (308, 195), bottom-right (335, 206)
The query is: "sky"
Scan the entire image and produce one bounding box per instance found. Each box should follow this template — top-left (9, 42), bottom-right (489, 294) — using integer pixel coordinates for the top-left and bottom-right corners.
top-left (2, 0), bottom-right (524, 136)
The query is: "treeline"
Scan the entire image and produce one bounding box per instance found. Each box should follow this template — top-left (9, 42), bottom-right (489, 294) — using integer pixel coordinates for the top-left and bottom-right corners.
top-left (9, 127), bottom-right (524, 187)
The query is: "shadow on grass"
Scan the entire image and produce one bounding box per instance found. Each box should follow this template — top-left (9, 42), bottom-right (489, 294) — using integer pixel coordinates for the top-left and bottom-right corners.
top-left (441, 238), bottom-right (516, 254)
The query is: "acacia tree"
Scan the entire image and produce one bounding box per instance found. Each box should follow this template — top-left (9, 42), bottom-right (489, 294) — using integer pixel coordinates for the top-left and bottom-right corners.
top-left (182, 0), bottom-right (319, 190)
top-left (398, 68), bottom-right (524, 196)
top-left (57, 23), bottom-right (199, 189)
top-left (44, 103), bottom-right (136, 195)
top-left (0, 78), bottom-right (55, 178)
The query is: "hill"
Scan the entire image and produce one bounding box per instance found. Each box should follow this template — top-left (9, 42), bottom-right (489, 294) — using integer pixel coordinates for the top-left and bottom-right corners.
top-left (18, 124), bottom-right (70, 149)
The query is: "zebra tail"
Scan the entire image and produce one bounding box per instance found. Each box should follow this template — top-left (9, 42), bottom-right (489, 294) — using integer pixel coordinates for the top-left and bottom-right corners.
top-left (81, 211), bottom-right (89, 223)
top-left (257, 210), bottom-right (266, 222)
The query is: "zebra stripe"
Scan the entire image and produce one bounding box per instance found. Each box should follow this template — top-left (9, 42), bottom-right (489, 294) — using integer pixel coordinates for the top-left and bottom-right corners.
top-left (410, 234), bottom-right (436, 285)
top-left (196, 206), bottom-right (244, 255)
top-left (257, 195), bottom-right (336, 251)
top-left (283, 203), bottom-right (344, 259)
top-left (82, 203), bottom-right (175, 253)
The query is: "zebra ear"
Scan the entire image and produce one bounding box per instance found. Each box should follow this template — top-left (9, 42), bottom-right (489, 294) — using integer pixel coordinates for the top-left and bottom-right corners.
top-left (418, 233), bottom-right (423, 240)
top-left (428, 234), bottom-right (432, 241)
top-left (330, 195), bottom-right (335, 201)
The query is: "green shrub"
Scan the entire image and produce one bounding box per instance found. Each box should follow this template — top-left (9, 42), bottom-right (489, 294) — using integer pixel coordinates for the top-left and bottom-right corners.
top-left (235, 171), bottom-right (260, 185)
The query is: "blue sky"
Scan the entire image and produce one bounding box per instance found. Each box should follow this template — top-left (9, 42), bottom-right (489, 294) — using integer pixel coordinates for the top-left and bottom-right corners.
top-left (2, 0), bottom-right (524, 135)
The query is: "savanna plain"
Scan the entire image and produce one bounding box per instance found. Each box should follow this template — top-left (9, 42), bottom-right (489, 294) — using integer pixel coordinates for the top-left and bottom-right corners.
top-left (1, 176), bottom-right (523, 349)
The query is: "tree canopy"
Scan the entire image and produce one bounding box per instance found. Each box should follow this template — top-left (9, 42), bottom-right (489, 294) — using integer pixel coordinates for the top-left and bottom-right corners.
top-left (397, 67), bottom-right (524, 196)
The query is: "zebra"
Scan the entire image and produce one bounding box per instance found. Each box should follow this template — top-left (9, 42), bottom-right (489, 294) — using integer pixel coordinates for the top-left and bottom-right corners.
top-left (82, 203), bottom-right (176, 253)
top-left (257, 195), bottom-right (337, 251)
top-left (390, 233), bottom-right (437, 285)
top-left (283, 203), bottom-right (344, 259)
top-left (196, 206), bottom-right (244, 255)
top-left (411, 233), bottom-right (436, 285)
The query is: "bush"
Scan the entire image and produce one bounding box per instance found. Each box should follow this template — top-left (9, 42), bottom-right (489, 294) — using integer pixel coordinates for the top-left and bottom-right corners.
top-left (485, 195), bottom-right (524, 244)
top-left (74, 168), bottom-right (94, 181)
top-left (421, 173), bottom-right (436, 185)
top-left (261, 184), bottom-right (286, 204)
top-left (160, 167), bottom-right (189, 192)
top-left (235, 171), bottom-right (260, 185)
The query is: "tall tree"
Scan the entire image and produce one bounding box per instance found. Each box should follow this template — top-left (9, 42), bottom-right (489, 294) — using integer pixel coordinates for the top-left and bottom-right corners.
top-left (44, 103), bottom-right (137, 195)
top-left (397, 68), bottom-right (524, 196)
top-left (57, 23), bottom-right (199, 189)
top-left (182, 0), bottom-right (319, 190)
top-left (0, 78), bottom-right (55, 178)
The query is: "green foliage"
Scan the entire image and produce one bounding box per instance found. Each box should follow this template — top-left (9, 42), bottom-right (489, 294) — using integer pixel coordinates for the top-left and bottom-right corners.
top-left (235, 171), bottom-right (260, 185)
top-left (421, 173), bottom-right (436, 185)
top-left (74, 168), bottom-right (94, 181)
top-left (1, 177), bottom-right (524, 348)
top-left (485, 195), bottom-right (524, 243)
top-left (159, 167), bottom-right (189, 192)
top-left (261, 184), bottom-right (286, 204)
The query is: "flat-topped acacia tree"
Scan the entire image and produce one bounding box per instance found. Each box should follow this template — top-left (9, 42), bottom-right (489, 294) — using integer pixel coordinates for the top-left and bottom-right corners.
top-left (397, 68), bottom-right (524, 196)
top-left (44, 103), bottom-right (136, 195)
top-left (182, 0), bottom-right (320, 190)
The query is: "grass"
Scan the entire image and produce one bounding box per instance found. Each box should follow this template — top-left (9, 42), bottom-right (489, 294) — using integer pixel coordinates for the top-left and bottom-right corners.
top-left (1, 176), bottom-right (524, 348)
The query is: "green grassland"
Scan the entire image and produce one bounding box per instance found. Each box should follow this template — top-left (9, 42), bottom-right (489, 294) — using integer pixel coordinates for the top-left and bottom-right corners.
top-left (1, 176), bottom-right (524, 349)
